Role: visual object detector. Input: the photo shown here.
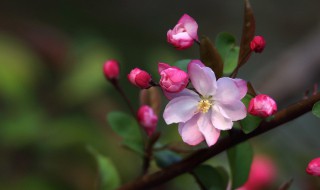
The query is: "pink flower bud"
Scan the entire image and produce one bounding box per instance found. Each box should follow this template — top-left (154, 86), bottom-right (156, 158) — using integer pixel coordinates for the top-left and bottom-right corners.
top-left (103, 59), bottom-right (119, 80)
top-left (306, 157), bottom-right (320, 176)
top-left (128, 68), bottom-right (151, 89)
top-left (158, 63), bottom-right (189, 93)
top-left (137, 105), bottom-right (158, 137)
top-left (238, 156), bottom-right (276, 190)
top-left (248, 94), bottom-right (277, 117)
top-left (167, 14), bottom-right (198, 50)
top-left (250, 35), bottom-right (266, 53)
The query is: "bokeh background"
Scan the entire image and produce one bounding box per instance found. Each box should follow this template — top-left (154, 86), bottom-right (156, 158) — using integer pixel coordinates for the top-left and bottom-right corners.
top-left (1, 0), bottom-right (320, 189)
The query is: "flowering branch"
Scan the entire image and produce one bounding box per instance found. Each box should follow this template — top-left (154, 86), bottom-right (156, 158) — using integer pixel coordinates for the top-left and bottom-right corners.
top-left (117, 92), bottom-right (320, 190)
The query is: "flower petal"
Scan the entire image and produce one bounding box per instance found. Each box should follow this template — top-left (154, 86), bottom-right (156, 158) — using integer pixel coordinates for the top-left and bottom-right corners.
top-left (197, 112), bottom-right (221, 146)
top-left (211, 108), bottom-right (233, 130)
top-left (232, 79), bottom-right (247, 99)
top-left (215, 77), bottom-right (240, 104)
top-left (158, 62), bottom-right (171, 74)
top-left (163, 95), bottom-right (199, 124)
top-left (178, 115), bottom-right (204, 146)
top-left (188, 62), bottom-right (217, 96)
top-left (163, 88), bottom-right (199, 100)
top-left (178, 14), bottom-right (198, 40)
top-left (216, 101), bottom-right (247, 121)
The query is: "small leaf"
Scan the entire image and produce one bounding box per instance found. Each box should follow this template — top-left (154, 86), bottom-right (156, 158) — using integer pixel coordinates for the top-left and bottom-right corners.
top-left (192, 165), bottom-right (229, 190)
top-left (107, 112), bottom-right (144, 155)
top-left (173, 59), bottom-right (191, 72)
top-left (87, 146), bottom-right (120, 190)
top-left (200, 36), bottom-right (224, 78)
top-left (154, 150), bottom-right (182, 168)
top-left (312, 101), bottom-right (320, 118)
top-left (227, 141), bottom-right (253, 189)
top-left (240, 94), bottom-right (262, 134)
top-left (238, 0), bottom-right (256, 67)
top-left (215, 32), bottom-right (240, 74)
top-left (140, 88), bottom-right (162, 116)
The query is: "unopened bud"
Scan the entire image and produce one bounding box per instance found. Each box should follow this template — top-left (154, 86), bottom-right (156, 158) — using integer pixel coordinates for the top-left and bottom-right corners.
top-left (158, 63), bottom-right (189, 93)
top-left (306, 157), bottom-right (320, 176)
top-left (103, 59), bottom-right (120, 80)
top-left (248, 94), bottom-right (277, 117)
top-left (128, 68), bottom-right (151, 89)
top-left (250, 35), bottom-right (266, 53)
top-left (137, 105), bottom-right (158, 137)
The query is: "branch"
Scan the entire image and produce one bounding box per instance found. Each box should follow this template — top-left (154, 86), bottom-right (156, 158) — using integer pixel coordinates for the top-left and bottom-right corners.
top-left (118, 92), bottom-right (320, 190)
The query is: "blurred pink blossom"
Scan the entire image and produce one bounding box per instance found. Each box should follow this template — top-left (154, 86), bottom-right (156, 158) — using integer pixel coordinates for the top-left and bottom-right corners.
top-left (238, 155), bottom-right (276, 190)
top-left (137, 105), bottom-right (158, 137)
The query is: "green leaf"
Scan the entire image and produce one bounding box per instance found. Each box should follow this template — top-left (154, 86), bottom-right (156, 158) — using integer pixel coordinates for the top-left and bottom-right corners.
top-left (173, 59), bottom-right (191, 72)
top-left (192, 165), bottom-right (228, 190)
top-left (227, 141), bottom-right (253, 189)
top-left (312, 101), bottom-right (320, 118)
top-left (238, 0), bottom-right (256, 68)
top-left (200, 36), bottom-right (224, 78)
top-left (240, 94), bottom-right (262, 134)
top-left (107, 112), bottom-right (144, 155)
top-left (87, 146), bottom-right (120, 190)
top-left (154, 150), bottom-right (182, 168)
top-left (215, 32), bottom-right (240, 74)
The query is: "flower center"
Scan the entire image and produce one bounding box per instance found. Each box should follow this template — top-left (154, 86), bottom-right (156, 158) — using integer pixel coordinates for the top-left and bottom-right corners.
top-left (197, 98), bottom-right (212, 113)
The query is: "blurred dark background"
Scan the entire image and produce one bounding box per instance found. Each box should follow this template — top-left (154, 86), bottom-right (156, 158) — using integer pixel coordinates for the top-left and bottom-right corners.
top-left (0, 0), bottom-right (320, 189)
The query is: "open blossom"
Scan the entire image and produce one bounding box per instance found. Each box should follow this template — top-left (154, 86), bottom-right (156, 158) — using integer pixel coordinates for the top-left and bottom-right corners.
top-left (248, 94), bottom-right (277, 117)
top-left (137, 105), bottom-right (158, 137)
top-left (238, 156), bottom-right (276, 190)
top-left (163, 61), bottom-right (247, 146)
top-left (167, 14), bottom-right (198, 50)
top-left (103, 59), bottom-right (119, 80)
top-left (158, 63), bottom-right (189, 93)
top-left (306, 157), bottom-right (320, 176)
top-left (128, 68), bottom-right (151, 89)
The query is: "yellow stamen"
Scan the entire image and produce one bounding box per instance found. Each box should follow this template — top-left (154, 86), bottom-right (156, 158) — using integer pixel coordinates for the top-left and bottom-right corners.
top-left (197, 99), bottom-right (212, 113)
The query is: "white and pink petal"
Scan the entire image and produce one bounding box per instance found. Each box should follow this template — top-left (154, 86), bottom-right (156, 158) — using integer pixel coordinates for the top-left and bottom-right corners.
top-left (163, 95), bottom-right (199, 124)
top-left (178, 115), bottom-right (204, 146)
top-left (197, 112), bottom-right (221, 146)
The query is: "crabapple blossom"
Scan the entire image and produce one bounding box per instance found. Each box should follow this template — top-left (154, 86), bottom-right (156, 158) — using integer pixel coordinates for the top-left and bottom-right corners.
top-left (137, 105), bottom-right (158, 137)
top-left (158, 63), bottom-right (189, 93)
top-left (163, 61), bottom-right (247, 146)
top-left (306, 157), bottom-right (320, 176)
top-left (167, 14), bottom-right (198, 50)
top-left (103, 59), bottom-right (119, 80)
top-left (238, 155), bottom-right (276, 190)
top-left (250, 35), bottom-right (266, 53)
top-left (248, 94), bottom-right (277, 117)
top-left (128, 68), bottom-right (151, 89)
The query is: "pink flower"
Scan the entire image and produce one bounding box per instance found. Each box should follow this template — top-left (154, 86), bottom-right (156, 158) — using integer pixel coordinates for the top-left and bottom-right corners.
top-left (128, 68), bottom-right (151, 89)
top-left (103, 59), bottom-right (120, 80)
top-left (306, 157), bottom-right (320, 176)
top-left (238, 156), bottom-right (276, 190)
top-left (137, 105), bottom-right (158, 137)
top-left (167, 14), bottom-right (198, 50)
top-left (158, 63), bottom-right (189, 93)
top-left (163, 61), bottom-right (247, 146)
top-left (250, 35), bottom-right (266, 53)
top-left (248, 94), bottom-right (277, 118)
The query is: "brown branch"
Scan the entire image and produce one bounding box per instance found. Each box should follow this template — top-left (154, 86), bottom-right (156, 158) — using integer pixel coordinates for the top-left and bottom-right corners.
top-left (142, 132), bottom-right (160, 175)
top-left (117, 92), bottom-right (320, 190)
